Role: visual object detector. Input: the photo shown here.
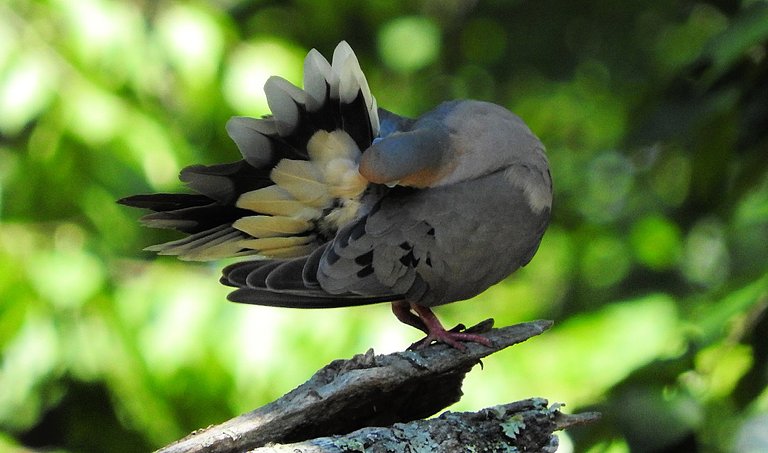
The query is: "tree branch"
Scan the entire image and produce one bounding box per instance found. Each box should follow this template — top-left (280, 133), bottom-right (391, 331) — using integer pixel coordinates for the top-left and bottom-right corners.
top-left (249, 398), bottom-right (600, 452)
top-left (157, 320), bottom-right (596, 453)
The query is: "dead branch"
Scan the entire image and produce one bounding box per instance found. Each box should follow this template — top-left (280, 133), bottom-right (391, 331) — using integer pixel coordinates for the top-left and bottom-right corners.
top-left (157, 320), bottom-right (597, 453)
top-left (248, 398), bottom-right (600, 452)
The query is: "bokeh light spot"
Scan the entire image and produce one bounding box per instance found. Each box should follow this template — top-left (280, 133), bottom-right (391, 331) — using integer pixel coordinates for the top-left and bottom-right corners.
top-left (54, 0), bottom-right (143, 79)
top-left (579, 151), bottom-right (635, 223)
top-left (63, 81), bottom-right (126, 145)
top-left (156, 4), bottom-right (224, 87)
top-left (0, 314), bottom-right (58, 430)
top-left (223, 39), bottom-right (305, 115)
top-left (513, 62), bottom-right (626, 151)
top-left (122, 113), bottom-right (181, 188)
top-left (27, 225), bottom-right (104, 309)
top-left (682, 218), bottom-right (730, 287)
top-left (0, 53), bottom-right (58, 135)
top-left (378, 16), bottom-right (441, 73)
top-left (631, 215), bottom-right (683, 271)
top-left (581, 235), bottom-right (631, 288)
top-left (653, 4), bottom-right (728, 76)
top-left (650, 151), bottom-right (692, 207)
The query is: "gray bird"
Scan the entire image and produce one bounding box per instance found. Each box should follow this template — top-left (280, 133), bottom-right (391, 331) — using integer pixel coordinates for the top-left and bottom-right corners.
top-left (119, 42), bottom-right (552, 349)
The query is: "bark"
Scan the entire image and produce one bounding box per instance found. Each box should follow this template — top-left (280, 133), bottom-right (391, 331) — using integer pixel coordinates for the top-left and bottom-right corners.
top-left (248, 398), bottom-right (599, 452)
top-left (157, 320), bottom-right (598, 453)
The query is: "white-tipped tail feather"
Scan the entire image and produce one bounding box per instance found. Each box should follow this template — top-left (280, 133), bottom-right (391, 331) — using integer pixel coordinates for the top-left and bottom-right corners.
top-left (225, 117), bottom-right (276, 168)
top-left (331, 41), bottom-right (379, 136)
top-left (139, 41), bottom-right (378, 261)
top-left (144, 225), bottom-right (249, 261)
top-left (303, 49), bottom-right (333, 111)
top-left (264, 76), bottom-right (307, 136)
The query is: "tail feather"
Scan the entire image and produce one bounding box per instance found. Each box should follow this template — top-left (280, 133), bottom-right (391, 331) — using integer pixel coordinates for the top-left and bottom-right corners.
top-left (119, 196), bottom-right (252, 235)
top-left (221, 239), bottom-right (400, 309)
top-left (264, 76), bottom-right (308, 137)
top-left (302, 243), bottom-right (328, 288)
top-left (220, 259), bottom-right (273, 287)
top-left (119, 160), bottom-right (269, 235)
top-left (117, 193), bottom-right (211, 212)
top-left (179, 161), bottom-right (272, 204)
top-left (339, 90), bottom-right (375, 152)
top-left (120, 41), bottom-right (379, 262)
top-left (227, 287), bottom-right (395, 309)
top-left (223, 255), bottom-right (398, 309)
top-left (244, 261), bottom-right (284, 287)
top-left (144, 225), bottom-right (253, 261)
top-left (264, 258), bottom-right (309, 291)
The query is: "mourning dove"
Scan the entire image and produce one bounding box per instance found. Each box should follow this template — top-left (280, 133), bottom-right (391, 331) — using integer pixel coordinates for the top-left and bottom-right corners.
top-left (119, 41), bottom-right (552, 349)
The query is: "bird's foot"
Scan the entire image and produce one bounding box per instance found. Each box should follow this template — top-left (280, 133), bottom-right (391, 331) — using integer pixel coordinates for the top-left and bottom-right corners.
top-left (408, 328), bottom-right (493, 351)
top-left (396, 302), bottom-right (493, 350)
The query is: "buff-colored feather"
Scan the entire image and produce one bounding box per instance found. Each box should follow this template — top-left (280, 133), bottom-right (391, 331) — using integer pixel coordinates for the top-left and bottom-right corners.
top-left (270, 159), bottom-right (331, 207)
top-left (238, 235), bottom-right (315, 251)
top-left (233, 215), bottom-right (311, 238)
top-left (236, 185), bottom-right (322, 219)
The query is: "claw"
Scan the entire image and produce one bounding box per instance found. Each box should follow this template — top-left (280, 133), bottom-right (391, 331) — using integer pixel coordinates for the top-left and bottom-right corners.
top-left (408, 329), bottom-right (493, 351)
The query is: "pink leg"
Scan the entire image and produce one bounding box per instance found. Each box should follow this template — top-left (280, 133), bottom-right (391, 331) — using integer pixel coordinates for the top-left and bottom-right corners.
top-left (407, 303), bottom-right (493, 350)
top-left (391, 300), bottom-right (428, 333)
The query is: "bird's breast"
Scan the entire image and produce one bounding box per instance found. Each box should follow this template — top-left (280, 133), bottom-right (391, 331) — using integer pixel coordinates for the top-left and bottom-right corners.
top-left (370, 170), bottom-right (551, 307)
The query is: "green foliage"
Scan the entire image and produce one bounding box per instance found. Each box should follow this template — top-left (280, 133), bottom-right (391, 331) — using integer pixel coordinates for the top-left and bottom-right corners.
top-left (1, 0), bottom-right (767, 451)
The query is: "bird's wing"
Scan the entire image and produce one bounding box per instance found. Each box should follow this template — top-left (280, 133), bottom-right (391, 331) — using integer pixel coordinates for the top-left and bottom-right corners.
top-left (314, 166), bottom-right (552, 307)
top-left (223, 166), bottom-right (551, 310)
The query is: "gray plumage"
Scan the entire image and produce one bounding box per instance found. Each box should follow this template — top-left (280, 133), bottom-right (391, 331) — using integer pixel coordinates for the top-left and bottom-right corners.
top-left (119, 42), bottom-right (552, 348)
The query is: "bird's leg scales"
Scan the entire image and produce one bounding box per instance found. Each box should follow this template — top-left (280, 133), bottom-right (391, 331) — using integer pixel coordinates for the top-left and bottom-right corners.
top-left (407, 304), bottom-right (493, 350)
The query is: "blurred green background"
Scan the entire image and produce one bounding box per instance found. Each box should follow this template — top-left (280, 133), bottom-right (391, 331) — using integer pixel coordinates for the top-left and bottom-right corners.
top-left (1, 0), bottom-right (767, 451)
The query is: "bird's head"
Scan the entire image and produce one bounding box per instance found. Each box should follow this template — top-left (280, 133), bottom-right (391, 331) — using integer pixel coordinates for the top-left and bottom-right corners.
top-left (359, 100), bottom-right (548, 189)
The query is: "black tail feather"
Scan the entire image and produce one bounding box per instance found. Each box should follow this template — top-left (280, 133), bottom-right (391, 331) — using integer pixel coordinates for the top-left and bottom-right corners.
top-left (227, 287), bottom-right (397, 309)
top-left (117, 193), bottom-right (211, 211)
top-left (340, 90), bottom-right (375, 151)
top-left (222, 252), bottom-right (399, 309)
